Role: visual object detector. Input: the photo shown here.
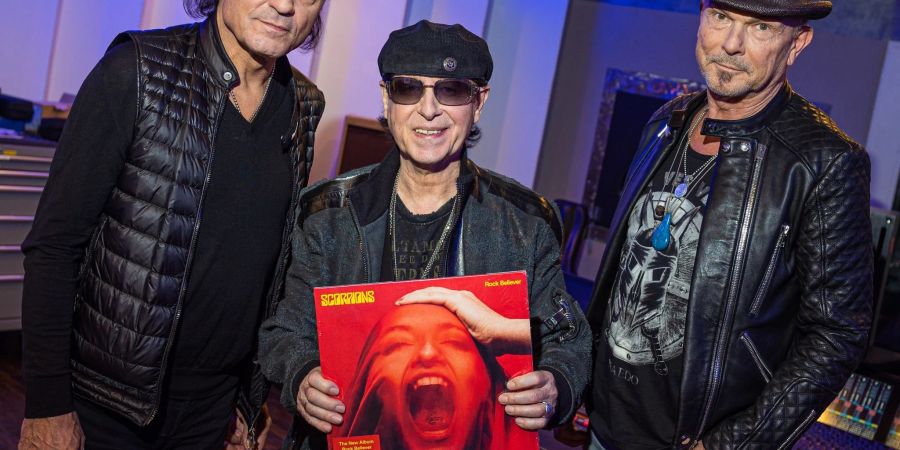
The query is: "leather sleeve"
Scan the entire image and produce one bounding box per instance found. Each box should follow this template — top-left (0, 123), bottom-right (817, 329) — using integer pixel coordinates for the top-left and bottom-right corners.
top-left (704, 148), bottom-right (873, 449)
top-left (257, 214), bottom-right (326, 413)
top-left (531, 211), bottom-right (593, 427)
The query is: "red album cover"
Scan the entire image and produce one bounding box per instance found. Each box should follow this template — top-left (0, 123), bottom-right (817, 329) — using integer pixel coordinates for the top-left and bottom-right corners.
top-left (314, 271), bottom-right (538, 450)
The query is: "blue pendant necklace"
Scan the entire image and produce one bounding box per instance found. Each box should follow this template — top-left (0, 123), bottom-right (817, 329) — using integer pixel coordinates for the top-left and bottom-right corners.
top-left (651, 107), bottom-right (713, 251)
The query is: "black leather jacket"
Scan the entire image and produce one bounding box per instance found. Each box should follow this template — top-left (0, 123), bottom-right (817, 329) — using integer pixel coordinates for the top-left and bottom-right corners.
top-left (67, 17), bottom-right (323, 436)
top-left (259, 149), bottom-right (592, 449)
top-left (587, 84), bottom-right (873, 450)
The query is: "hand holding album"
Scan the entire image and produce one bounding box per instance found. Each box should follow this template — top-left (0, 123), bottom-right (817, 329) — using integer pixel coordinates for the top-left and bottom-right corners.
top-left (499, 370), bottom-right (558, 430)
top-left (296, 366), bottom-right (345, 434)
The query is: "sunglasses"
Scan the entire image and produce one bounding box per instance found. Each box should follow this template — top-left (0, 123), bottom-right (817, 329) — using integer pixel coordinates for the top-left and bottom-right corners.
top-left (386, 77), bottom-right (484, 106)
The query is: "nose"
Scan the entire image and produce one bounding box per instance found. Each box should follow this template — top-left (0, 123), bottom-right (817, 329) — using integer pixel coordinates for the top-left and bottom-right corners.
top-left (415, 341), bottom-right (439, 365)
top-left (416, 87), bottom-right (442, 121)
top-left (722, 24), bottom-right (745, 55)
top-left (269, 0), bottom-right (295, 15)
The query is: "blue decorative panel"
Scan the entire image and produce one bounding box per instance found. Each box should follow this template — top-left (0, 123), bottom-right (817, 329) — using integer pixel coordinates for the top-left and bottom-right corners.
top-left (597, 0), bottom-right (899, 41)
top-left (598, 0), bottom-right (697, 14)
top-left (817, 0), bottom-right (895, 41)
top-left (894, 0), bottom-right (900, 40)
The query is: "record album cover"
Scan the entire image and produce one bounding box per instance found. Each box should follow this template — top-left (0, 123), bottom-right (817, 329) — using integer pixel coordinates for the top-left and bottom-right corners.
top-left (314, 271), bottom-right (538, 450)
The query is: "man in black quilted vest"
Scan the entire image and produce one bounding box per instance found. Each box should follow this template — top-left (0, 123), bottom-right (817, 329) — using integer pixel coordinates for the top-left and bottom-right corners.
top-left (586, 1), bottom-right (872, 449)
top-left (19, 0), bottom-right (325, 448)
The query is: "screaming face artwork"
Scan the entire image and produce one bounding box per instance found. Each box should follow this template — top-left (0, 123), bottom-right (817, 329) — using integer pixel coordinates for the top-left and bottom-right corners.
top-left (338, 305), bottom-right (506, 450)
top-left (314, 272), bottom-right (536, 450)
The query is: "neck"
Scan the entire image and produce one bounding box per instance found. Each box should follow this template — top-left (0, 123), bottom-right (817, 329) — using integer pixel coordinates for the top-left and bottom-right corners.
top-left (396, 158), bottom-right (460, 215)
top-left (706, 79), bottom-right (785, 121)
top-left (216, 13), bottom-right (275, 87)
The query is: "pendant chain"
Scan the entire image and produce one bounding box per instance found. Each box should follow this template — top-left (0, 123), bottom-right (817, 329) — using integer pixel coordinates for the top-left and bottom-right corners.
top-left (676, 107), bottom-right (715, 192)
top-left (229, 64), bottom-right (275, 123)
top-left (389, 173), bottom-right (459, 280)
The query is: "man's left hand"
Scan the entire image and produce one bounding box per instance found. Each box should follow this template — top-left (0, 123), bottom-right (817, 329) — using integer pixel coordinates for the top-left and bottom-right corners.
top-left (498, 370), bottom-right (558, 430)
top-left (225, 405), bottom-right (271, 450)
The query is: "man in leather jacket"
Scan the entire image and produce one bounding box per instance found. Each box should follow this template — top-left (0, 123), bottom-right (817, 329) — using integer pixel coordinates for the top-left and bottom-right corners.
top-left (258, 20), bottom-right (591, 449)
top-left (18, 0), bottom-right (325, 448)
top-left (586, 1), bottom-right (873, 449)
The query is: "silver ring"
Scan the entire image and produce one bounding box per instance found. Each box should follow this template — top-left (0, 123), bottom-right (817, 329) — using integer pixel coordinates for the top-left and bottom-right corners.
top-left (541, 401), bottom-right (554, 418)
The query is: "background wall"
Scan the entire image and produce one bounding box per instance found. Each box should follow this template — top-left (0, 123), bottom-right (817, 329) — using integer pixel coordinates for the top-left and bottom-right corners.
top-left (0, 0), bottom-right (566, 190)
top-left (866, 41), bottom-right (900, 210)
top-left (0, 0), bottom-right (898, 275)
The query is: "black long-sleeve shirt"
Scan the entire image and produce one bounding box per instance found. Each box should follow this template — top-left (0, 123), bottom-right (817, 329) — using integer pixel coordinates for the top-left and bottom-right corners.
top-left (22, 42), bottom-right (295, 417)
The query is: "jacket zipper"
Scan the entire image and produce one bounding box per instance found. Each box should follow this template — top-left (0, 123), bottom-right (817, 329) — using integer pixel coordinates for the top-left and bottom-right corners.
top-left (749, 224), bottom-right (790, 316)
top-left (145, 96), bottom-right (226, 425)
top-left (694, 143), bottom-right (767, 444)
top-left (776, 409), bottom-right (816, 450)
top-left (266, 119), bottom-right (302, 319)
top-left (347, 198), bottom-right (370, 282)
top-left (247, 106), bottom-right (304, 440)
top-left (739, 332), bottom-right (772, 383)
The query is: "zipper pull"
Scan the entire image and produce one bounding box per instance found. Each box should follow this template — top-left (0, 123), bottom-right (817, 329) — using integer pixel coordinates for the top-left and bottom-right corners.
top-left (777, 224), bottom-right (790, 247)
top-left (657, 125), bottom-right (671, 139)
top-left (755, 143), bottom-right (767, 160)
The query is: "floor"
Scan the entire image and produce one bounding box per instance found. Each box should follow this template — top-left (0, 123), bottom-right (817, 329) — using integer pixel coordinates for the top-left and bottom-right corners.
top-left (0, 331), bottom-right (578, 450)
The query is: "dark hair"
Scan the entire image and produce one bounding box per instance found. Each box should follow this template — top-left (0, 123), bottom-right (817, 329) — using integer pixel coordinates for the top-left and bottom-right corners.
top-left (377, 116), bottom-right (482, 148)
top-left (183, 0), bottom-right (324, 51)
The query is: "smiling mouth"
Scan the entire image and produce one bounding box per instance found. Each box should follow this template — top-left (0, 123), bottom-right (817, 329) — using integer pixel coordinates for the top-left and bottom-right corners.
top-left (414, 128), bottom-right (445, 136)
top-left (713, 62), bottom-right (743, 72)
top-left (260, 20), bottom-right (289, 33)
top-left (407, 375), bottom-right (455, 437)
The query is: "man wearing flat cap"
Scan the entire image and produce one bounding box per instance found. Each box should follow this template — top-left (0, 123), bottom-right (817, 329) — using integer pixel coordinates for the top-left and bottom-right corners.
top-left (258, 20), bottom-right (590, 449)
top-left (587, 1), bottom-right (872, 449)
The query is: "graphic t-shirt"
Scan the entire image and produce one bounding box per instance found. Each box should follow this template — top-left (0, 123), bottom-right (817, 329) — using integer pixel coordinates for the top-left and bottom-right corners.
top-left (593, 142), bottom-right (716, 449)
top-left (381, 196), bottom-right (455, 281)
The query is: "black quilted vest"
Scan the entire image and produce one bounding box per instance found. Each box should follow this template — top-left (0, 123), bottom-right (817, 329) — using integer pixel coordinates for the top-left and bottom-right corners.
top-left (69, 18), bottom-right (324, 425)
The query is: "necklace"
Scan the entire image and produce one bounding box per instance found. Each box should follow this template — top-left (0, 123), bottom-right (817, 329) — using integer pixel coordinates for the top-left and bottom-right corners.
top-left (389, 173), bottom-right (460, 280)
top-left (651, 107), bottom-right (715, 251)
top-left (229, 64), bottom-right (275, 122)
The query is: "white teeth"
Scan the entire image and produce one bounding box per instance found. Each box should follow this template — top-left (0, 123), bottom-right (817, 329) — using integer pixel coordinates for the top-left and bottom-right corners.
top-left (414, 376), bottom-right (448, 389)
top-left (415, 129), bottom-right (442, 135)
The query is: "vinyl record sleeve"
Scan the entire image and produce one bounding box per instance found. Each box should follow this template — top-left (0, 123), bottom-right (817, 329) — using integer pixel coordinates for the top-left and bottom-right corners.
top-left (314, 271), bottom-right (538, 450)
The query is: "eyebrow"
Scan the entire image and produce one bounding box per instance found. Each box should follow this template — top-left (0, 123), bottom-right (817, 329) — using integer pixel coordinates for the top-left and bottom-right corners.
top-left (708, 7), bottom-right (785, 26)
top-left (383, 324), bottom-right (414, 334)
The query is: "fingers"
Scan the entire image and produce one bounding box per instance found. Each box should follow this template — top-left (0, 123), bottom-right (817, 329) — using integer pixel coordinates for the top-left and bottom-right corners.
top-left (505, 370), bottom-right (553, 392)
top-left (307, 369), bottom-right (340, 396)
top-left (498, 387), bottom-right (549, 406)
top-left (228, 409), bottom-right (246, 445)
top-left (502, 402), bottom-right (548, 418)
top-left (297, 368), bottom-right (345, 433)
top-left (226, 420), bottom-right (243, 445)
top-left (499, 370), bottom-right (558, 431)
top-left (513, 416), bottom-right (549, 430)
top-left (395, 287), bottom-right (455, 306)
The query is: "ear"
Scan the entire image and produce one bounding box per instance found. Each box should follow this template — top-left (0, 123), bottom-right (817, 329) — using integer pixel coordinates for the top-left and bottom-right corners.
top-left (472, 86), bottom-right (490, 123)
top-left (380, 82), bottom-right (391, 120)
top-left (787, 26), bottom-right (813, 66)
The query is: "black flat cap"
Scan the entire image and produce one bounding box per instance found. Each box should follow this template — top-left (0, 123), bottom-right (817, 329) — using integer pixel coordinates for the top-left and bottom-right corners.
top-left (711, 0), bottom-right (832, 20)
top-left (378, 20), bottom-right (493, 82)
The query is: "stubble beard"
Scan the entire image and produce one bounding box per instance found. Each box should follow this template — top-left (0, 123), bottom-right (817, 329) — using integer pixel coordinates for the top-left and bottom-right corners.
top-left (698, 51), bottom-right (754, 99)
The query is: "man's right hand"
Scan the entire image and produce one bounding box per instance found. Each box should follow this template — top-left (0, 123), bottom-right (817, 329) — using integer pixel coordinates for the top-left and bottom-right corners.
top-left (296, 367), bottom-right (345, 433)
top-left (18, 412), bottom-right (84, 450)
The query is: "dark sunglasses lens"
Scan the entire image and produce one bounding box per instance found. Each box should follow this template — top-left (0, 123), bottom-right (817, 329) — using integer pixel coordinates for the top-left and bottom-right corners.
top-left (389, 78), bottom-right (424, 104)
top-left (434, 80), bottom-right (475, 106)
